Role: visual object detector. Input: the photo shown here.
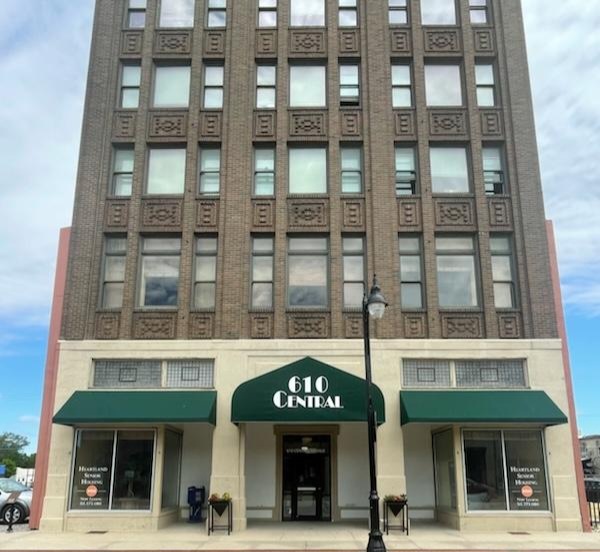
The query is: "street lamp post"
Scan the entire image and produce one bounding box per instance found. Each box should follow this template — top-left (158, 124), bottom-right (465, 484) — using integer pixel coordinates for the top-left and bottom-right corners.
top-left (362, 275), bottom-right (387, 552)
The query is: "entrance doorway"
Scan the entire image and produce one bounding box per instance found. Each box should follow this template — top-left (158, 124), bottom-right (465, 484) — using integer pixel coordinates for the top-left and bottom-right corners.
top-left (282, 435), bottom-right (331, 521)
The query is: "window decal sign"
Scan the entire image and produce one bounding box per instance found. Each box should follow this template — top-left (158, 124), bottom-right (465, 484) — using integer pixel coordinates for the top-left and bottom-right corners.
top-left (273, 376), bottom-right (343, 409)
top-left (73, 465), bottom-right (110, 509)
top-left (507, 465), bottom-right (545, 510)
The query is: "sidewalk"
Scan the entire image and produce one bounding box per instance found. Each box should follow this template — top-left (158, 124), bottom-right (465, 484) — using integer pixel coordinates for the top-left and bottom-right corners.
top-left (1, 521), bottom-right (600, 551)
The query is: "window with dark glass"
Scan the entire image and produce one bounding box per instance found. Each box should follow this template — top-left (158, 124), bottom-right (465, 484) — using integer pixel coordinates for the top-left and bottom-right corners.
top-left (395, 147), bottom-right (417, 195)
top-left (251, 237), bottom-right (274, 308)
top-left (490, 235), bottom-right (516, 308)
top-left (425, 64), bottom-right (462, 106)
top-left (203, 64), bottom-right (224, 109)
top-left (161, 430), bottom-right (182, 510)
top-left (120, 64), bottom-right (141, 109)
top-left (483, 147), bottom-right (506, 195)
top-left (469, 0), bottom-right (488, 24)
top-left (343, 237), bottom-right (365, 308)
top-left (436, 236), bottom-right (478, 308)
top-left (194, 236), bottom-right (218, 309)
top-left (289, 147), bottom-right (327, 194)
top-left (388, 0), bottom-right (408, 25)
top-left (287, 237), bottom-right (328, 307)
top-left (140, 237), bottom-right (180, 307)
top-left (339, 0), bottom-right (357, 27)
top-left (421, 0), bottom-right (456, 25)
top-left (159, 0), bottom-right (195, 27)
top-left (340, 64), bottom-right (360, 106)
top-left (430, 147), bottom-right (469, 193)
top-left (254, 148), bottom-right (275, 196)
top-left (257, 65), bottom-right (276, 109)
top-left (101, 237), bottom-right (127, 309)
top-left (127, 0), bottom-right (146, 28)
top-left (258, 0), bottom-right (277, 27)
top-left (399, 236), bottom-right (424, 309)
top-left (290, 0), bottom-right (325, 26)
top-left (153, 65), bottom-right (191, 108)
top-left (111, 148), bottom-right (134, 196)
top-left (391, 64), bottom-right (412, 108)
top-left (341, 146), bottom-right (362, 194)
top-left (433, 430), bottom-right (457, 510)
top-left (475, 64), bottom-right (496, 107)
top-left (147, 148), bottom-right (186, 194)
top-left (199, 147), bottom-right (221, 195)
top-left (207, 0), bottom-right (226, 27)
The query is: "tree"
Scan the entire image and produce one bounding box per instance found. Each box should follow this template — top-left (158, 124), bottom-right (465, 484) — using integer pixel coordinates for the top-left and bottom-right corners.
top-left (0, 432), bottom-right (35, 478)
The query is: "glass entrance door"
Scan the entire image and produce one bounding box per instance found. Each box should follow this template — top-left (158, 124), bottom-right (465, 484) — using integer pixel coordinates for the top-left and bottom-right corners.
top-left (282, 435), bottom-right (331, 521)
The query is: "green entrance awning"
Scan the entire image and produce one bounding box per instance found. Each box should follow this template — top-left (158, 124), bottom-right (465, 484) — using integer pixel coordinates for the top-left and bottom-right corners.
top-left (53, 391), bottom-right (217, 426)
top-left (400, 390), bottom-right (567, 426)
top-left (232, 357), bottom-right (385, 424)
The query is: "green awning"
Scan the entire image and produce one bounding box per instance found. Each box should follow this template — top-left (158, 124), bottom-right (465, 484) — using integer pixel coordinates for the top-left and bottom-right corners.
top-left (232, 357), bottom-right (385, 424)
top-left (400, 390), bottom-right (567, 426)
top-left (53, 391), bottom-right (217, 426)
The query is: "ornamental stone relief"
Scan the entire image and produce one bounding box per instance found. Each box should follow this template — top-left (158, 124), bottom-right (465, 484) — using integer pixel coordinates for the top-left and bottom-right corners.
top-left (288, 201), bottom-right (328, 227)
top-left (96, 313), bottom-right (120, 340)
top-left (394, 111), bottom-right (415, 138)
top-left (488, 198), bottom-right (512, 227)
top-left (339, 30), bottom-right (359, 54)
top-left (498, 313), bottom-right (522, 339)
top-left (254, 111), bottom-right (276, 138)
top-left (121, 31), bottom-right (143, 56)
top-left (197, 201), bottom-right (219, 228)
top-left (204, 31), bottom-right (225, 56)
top-left (473, 29), bottom-right (495, 53)
top-left (398, 200), bottom-right (421, 228)
top-left (189, 314), bottom-right (214, 339)
top-left (253, 201), bottom-right (275, 228)
top-left (290, 112), bottom-right (326, 137)
top-left (480, 110), bottom-right (503, 137)
top-left (390, 29), bottom-right (411, 54)
top-left (289, 30), bottom-right (326, 55)
top-left (342, 200), bottom-right (364, 228)
top-left (403, 314), bottom-right (427, 338)
top-left (256, 30), bottom-right (277, 56)
top-left (148, 113), bottom-right (187, 138)
top-left (429, 111), bottom-right (468, 137)
top-left (435, 200), bottom-right (474, 226)
top-left (288, 314), bottom-right (329, 339)
top-left (344, 316), bottom-right (363, 339)
top-left (154, 31), bottom-right (192, 55)
top-left (142, 201), bottom-right (182, 227)
top-left (424, 29), bottom-right (461, 53)
top-left (133, 313), bottom-right (176, 339)
top-left (441, 314), bottom-right (483, 339)
top-left (105, 202), bottom-right (129, 228)
top-left (341, 111), bottom-right (361, 137)
top-left (251, 314), bottom-right (273, 339)
top-left (113, 112), bottom-right (136, 139)
top-left (200, 112), bottom-right (222, 138)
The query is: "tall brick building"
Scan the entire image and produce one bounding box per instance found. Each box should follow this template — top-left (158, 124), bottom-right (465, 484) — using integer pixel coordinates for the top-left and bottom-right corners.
top-left (33, 0), bottom-right (586, 534)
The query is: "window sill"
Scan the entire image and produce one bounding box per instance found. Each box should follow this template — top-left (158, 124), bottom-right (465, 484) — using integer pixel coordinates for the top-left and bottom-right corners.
top-left (190, 309), bottom-right (216, 314)
top-left (134, 307), bottom-right (179, 312)
top-left (249, 308), bottom-right (275, 314)
top-left (438, 308), bottom-right (483, 313)
top-left (96, 308), bottom-right (123, 314)
top-left (141, 194), bottom-right (184, 200)
top-left (286, 308), bottom-right (330, 313)
top-left (287, 194), bottom-right (329, 200)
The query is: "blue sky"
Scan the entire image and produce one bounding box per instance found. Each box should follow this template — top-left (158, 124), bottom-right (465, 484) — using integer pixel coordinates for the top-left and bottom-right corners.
top-left (0, 1), bottom-right (599, 454)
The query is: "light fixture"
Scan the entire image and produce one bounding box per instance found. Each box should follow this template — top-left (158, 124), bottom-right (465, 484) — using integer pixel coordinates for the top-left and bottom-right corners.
top-left (366, 276), bottom-right (388, 320)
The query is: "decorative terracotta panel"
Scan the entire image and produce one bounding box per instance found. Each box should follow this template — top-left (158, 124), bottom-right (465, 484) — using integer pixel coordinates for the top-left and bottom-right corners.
top-left (288, 200), bottom-right (328, 228)
top-left (341, 111), bottom-right (361, 137)
top-left (200, 112), bottom-right (222, 138)
top-left (289, 112), bottom-right (326, 137)
top-left (424, 29), bottom-right (461, 53)
top-left (133, 313), bottom-right (177, 339)
top-left (403, 313), bottom-right (427, 338)
top-left (253, 201), bottom-right (275, 228)
top-left (394, 111), bottom-right (416, 138)
top-left (154, 31), bottom-right (192, 55)
top-left (289, 30), bottom-right (326, 55)
top-left (113, 112), bottom-right (136, 139)
top-left (204, 31), bottom-right (225, 56)
top-left (339, 30), bottom-right (360, 55)
top-left (148, 112), bottom-right (187, 138)
top-left (142, 200), bottom-right (182, 228)
top-left (288, 314), bottom-right (329, 339)
top-left (189, 313), bottom-right (214, 339)
top-left (435, 199), bottom-right (474, 227)
top-left (390, 29), bottom-right (411, 54)
top-left (488, 198), bottom-right (512, 227)
top-left (441, 314), bottom-right (484, 339)
top-left (480, 110), bottom-right (504, 137)
top-left (254, 111), bottom-right (276, 139)
top-left (105, 201), bottom-right (129, 228)
top-left (342, 200), bottom-right (365, 229)
top-left (256, 30), bottom-right (277, 56)
top-left (121, 31), bottom-right (143, 56)
top-left (398, 199), bottom-right (421, 228)
top-left (251, 314), bottom-right (273, 339)
top-left (498, 313), bottom-right (522, 339)
top-left (473, 28), bottom-right (495, 53)
top-left (344, 315), bottom-right (363, 339)
top-left (429, 110), bottom-right (468, 137)
top-left (96, 313), bottom-right (120, 340)
top-left (197, 200), bottom-right (219, 228)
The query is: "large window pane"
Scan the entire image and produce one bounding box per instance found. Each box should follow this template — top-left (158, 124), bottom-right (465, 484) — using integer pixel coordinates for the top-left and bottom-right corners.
top-left (289, 148), bottom-right (327, 194)
top-left (421, 0), bottom-right (456, 25)
top-left (159, 0), bottom-right (195, 27)
top-left (111, 431), bottom-right (154, 511)
top-left (147, 149), bottom-right (186, 194)
top-left (504, 431), bottom-right (549, 511)
top-left (140, 238), bottom-right (181, 307)
top-left (161, 430), bottom-right (182, 510)
top-left (430, 147), bottom-right (469, 193)
top-left (290, 0), bottom-right (325, 26)
top-left (290, 66), bottom-right (326, 107)
top-left (70, 431), bottom-right (114, 510)
top-left (153, 66), bottom-right (191, 108)
top-left (288, 256), bottom-right (327, 306)
top-left (425, 65), bottom-right (462, 106)
top-left (437, 256), bottom-right (477, 307)
top-left (464, 431), bottom-right (507, 511)
top-left (433, 430), bottom-right (456, 510)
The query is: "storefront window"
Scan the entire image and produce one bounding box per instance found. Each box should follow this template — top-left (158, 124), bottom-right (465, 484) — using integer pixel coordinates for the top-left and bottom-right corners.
top-left (161, 430), bottom-right (183, 510)
top-left (463, 429), bottom-right (549, 512)
top-left (433, 430), bottom-right (456, 510)
top-left (70, 430), bottom-right (156, 511)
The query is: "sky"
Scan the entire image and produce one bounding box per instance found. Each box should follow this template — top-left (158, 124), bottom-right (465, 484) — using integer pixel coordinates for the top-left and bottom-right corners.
top-left (0, 1), bottom-right (599, 455)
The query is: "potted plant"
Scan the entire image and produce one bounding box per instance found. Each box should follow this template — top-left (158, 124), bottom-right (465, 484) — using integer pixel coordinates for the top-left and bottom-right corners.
top-left (384, 494), bottom-right (407, 516)
top-left (208, 492), bottom-right (231, 516)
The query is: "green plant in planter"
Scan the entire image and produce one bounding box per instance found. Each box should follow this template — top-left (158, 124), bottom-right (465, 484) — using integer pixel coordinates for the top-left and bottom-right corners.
top-left (209, 492), bottom-right (232, 516)
top-left (384, 494), bottom-right (407, 516)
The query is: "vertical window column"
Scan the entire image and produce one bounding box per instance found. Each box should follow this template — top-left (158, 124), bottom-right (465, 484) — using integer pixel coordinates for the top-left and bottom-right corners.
top-left (203, 65), bottom-right (224, 109)
top-left (339, 0), bottom-right (357, 27)
top-left (194, 237), bottom-right (218, 309)
top-left (101, 237), bottom-right (127, 309)
top-left (258, 0), bottom-right (277, 27)
top-left (340, 64), bottom-right (360, 106)
top-left (120, 64), bottom-right (141, 109)
top-left (342, 237), bottom-right (365, 308)
top-left (126, 0), bottom-right (146, 28)
top-left (111, 148), bottom-right (134, 197)
top-left (341, 146), bottom-right (362, 194)
top-left (391, 64), bottom-right (412, 108)
top-left (207, 0), bottom-right (227, 27)
top-left (483, 147), bottom-right (506, 195)
top-left (395, 147), bottom-right (417, 195)
top-left (139, 237), bottom-right (181, 307)
top-left (388, 0), bottom-right (408, 25)
top-left (256, 65), bottom-right (276, 109)
top-left (399, 236), bottom-right (424, 309)
top-left (490, 236), bottom-right (516, 308)
top-left (469, 0), bottom-right (489, 24)
top-left (199, 147), bottom-right (221, 195)
top-left (436, 236), bottom-right (479, 308)
top-left (254, 147), bottom-right (275, 196)
top-left (251, 237), bottom-right (274, 308)
top-left (475, 64), bottom-right (496, 107)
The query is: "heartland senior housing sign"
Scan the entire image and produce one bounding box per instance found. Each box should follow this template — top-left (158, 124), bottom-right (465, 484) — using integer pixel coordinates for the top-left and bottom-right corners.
top-left (231, 357), bottom-right (385, 424)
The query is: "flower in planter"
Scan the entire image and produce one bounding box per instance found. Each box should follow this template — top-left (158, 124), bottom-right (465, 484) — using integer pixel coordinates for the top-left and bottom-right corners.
top-left (384, 494), bottom-right (407, 517)
top-left (209, 492), bottom-right (232, 516)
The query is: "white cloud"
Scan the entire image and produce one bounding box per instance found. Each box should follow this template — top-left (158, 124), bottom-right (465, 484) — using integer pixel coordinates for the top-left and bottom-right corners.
top-left (523, 1), bottom-right (600, 315)
top-left (18, 415), bottom-right (40, 424)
